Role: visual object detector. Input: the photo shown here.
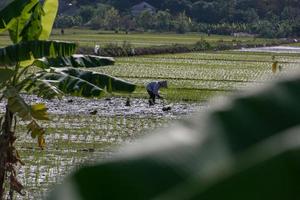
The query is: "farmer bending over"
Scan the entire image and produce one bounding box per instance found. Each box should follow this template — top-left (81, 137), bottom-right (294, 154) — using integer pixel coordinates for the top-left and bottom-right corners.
top-left (146, 81), bottom-right (168, 106)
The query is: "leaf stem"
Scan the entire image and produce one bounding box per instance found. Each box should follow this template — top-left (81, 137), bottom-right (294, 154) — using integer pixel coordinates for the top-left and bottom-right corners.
top-left (15, 65), bottom-right (32, 84)
top-left (12, 63), bottom-right (21, 86)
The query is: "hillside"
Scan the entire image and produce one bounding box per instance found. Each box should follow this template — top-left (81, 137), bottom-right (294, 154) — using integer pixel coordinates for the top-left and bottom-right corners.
top-left (1, 0), bottom-right (300, 24)
top-left (1, 0), bottom-right (300, 23)
top-left (1, 0), bottom-right (299, 38)
top-left (73, 0), bottom-right (300, 22)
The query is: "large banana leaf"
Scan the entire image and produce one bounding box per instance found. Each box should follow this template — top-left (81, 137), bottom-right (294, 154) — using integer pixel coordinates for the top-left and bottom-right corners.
top-left (0, 40), bottom-right (77, 65)
top-left (20, 2), bottom-right (43, 42)
top-left (54, 68), bottom-right (136, 93)
top-left (34, 55), bottom-right (115, 69)
top-left (22, 75), bottom-right (63, 99)
top-left (39, 0), bottom-right (58, 40)
top-left (47, 73), bottom-right (300, 200)
top-left (0, 68), bottom-right (15, 84)
top-left (38, 71), bottom-right (105, 98)
top-left (158, 128), bottom-right (300, 200)
top-left (3, 86), bottom-right (49, 121)
top-left (7, 0), bottom-right (39, 43)
top-left (4, 86), bottom-right (31, 120)
top-left (27, 67), bottom-right (135, 98)
top-left (0, 0), bottom-right (39, 32)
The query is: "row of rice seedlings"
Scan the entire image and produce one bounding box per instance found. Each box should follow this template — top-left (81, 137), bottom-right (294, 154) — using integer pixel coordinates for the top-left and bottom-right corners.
top-left (128, 77), bottom-right (256, 91)
top-left (14, 113), bottom-right (176, 199)
top-left (100, 67), bottom-right (271, 85)
top-left (144, 52), bottom-right (273, 62)
top-left (116, 56), bottom-right (273, 68)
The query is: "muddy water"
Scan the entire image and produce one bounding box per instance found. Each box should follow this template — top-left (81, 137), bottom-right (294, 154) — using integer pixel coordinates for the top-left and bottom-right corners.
top-left (5, 95), bottom-right (203, 117)
top-left (238, 46), bottom-right (300, 54)
top-left (0, 95), bottom-right (203, 199)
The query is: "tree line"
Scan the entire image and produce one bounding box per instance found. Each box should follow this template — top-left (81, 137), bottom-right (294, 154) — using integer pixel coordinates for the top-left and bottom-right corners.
top-left (56, 0), bottom-right (300, 38)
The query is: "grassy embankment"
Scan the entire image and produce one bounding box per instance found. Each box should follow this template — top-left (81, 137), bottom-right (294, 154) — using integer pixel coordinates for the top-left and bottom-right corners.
top-left (0, 28), bottom-right (280, 47)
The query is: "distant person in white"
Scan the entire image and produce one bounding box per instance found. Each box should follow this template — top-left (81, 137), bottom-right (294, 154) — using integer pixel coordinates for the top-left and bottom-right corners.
top-left (146, 81), bottom-right (168, 105)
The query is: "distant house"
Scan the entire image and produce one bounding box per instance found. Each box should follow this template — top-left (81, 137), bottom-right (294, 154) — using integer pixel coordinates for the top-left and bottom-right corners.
top-left (131, 2), bottom-right (156, 16)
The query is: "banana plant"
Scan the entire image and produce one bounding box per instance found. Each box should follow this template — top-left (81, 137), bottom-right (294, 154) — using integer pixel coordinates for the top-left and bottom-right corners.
top-left (0, 0), bottom-right (136, 199)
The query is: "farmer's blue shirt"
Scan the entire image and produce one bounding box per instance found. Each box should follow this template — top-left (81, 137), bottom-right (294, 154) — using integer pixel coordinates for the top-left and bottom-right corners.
top-left (146, 82), bottom-right (160, 96)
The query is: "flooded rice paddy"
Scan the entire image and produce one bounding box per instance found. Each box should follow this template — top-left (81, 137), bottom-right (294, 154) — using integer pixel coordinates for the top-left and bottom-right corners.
top-left (1, 96), bottom-right (203, 199)
top-left (2, 49), bottom-right (300, 199)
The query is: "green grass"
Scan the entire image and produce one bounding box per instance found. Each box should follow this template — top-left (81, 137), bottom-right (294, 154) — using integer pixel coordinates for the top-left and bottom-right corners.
top-left (286, 42), bottom-right (300, 47)
top-left (0, 28), bottom-right (277, 48)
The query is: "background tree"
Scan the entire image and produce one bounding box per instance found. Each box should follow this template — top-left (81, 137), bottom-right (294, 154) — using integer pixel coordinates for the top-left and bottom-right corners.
top-left (136, 10), bottom-right (155, 31)
top-left (88, 4), bottom-right (112, 29)
top-left (162, 0), bottom-right (191, 15)
top-left (103, 7), bottom-right (120, 31)
top-left (120, 15), bottom-right (136, 31)
top-left (55, 14), bottom-right (82, 28)
top-left (77, 5), bottom-right (95, 24)
top-left (174, 11), bottom-right (192, 34)
top-left (234, 8), bottom-right (259, 23)
top-left (191, 1), bottom-right (220, 23)
top-left (154, 10), bottom-right (172, 32)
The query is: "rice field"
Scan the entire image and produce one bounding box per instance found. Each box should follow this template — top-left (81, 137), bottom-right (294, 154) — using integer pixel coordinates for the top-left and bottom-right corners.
top-left (96, 51), bottom-right (300, 101)
top-left (1, 38), bottom-right (300, 199)
top-left (15, 114), bottom-right (174, 199)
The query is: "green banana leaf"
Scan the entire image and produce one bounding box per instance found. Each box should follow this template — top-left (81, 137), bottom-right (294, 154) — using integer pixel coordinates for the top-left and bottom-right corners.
top-left (34, 55), bottom-right (115, 69)
top-left (0, 0), bottom-right (39, 32)
top-left (24, 66), bottom-right (135, 98)
top-left (38, 71), bottom-right (105, 98)
top-left (3, 86), bottom-right (48, 121)
top-left (4, 0), bottom-right (58, 42)
top-left (47, 73), bottom-right (300, 200)
top-left (20, 2), bottom-right (43, 42)
top-left (39, 0), bottom-right (58, 40)
top-left (54, 68), bottom-right (136, 93)
top-left (0, 40), bottom-right (77, 65)
top-left (4, 86), bottom-right (31, 120)
top-left (157, 127), bottom-right (300, 200)
top-left (0, 68), bottom-right (15, 84)
top-left (22, 75), bottom-right (63, 99)
top-left (7, 0), bottom-right (39, 43)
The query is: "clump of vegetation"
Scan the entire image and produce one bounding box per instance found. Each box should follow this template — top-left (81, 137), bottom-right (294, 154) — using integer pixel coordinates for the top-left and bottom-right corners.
top-left (91, 38), bottom-right (286, 57)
